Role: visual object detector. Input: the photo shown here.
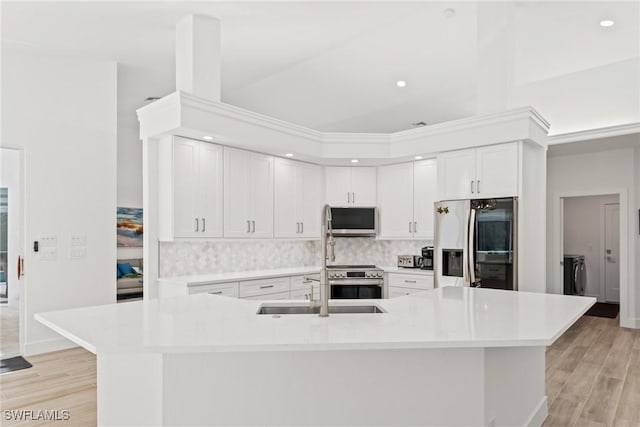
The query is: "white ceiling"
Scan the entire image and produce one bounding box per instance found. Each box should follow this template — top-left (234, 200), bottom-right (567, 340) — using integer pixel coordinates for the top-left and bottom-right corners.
top-left (2, 1), bottom-right (639, 134)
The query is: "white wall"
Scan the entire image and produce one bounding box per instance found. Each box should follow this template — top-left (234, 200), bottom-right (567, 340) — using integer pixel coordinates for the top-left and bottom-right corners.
top-left (1, 50), bottom-right (117, 355)
top-left (563, 194), bottom-right (619, 301)
top-left (0, 148), bottom-right (21, 307)
top-left (547, 145), bottom-right (638, 328)
top-left (117, 122), bottom-right (143, 261)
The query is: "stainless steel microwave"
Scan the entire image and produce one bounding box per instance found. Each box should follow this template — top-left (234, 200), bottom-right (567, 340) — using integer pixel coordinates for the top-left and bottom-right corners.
top-left (329, 207), bottom-right (377, 237)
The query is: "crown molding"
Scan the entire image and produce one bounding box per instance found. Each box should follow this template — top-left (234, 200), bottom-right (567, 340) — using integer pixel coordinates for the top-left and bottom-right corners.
top-left (547, 122), bottom-right (640, 145)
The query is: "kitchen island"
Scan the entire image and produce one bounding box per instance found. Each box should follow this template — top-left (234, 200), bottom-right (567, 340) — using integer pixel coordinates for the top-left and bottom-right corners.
top-left (36, 287), bottom-right (594, 427)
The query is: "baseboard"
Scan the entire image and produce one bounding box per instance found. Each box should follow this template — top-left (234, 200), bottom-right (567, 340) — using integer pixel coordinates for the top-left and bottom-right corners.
top-left (23, 337), bottom-right (78, 356)
top-left (620, 317), bottom-right (640, 329)
top-left (524, 396), bottom-right (548, 427)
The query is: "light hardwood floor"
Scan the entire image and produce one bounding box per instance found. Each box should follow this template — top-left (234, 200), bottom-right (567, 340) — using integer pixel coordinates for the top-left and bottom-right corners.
top-left (0, 305), bottom-right (20, 359)
top-left (0, 315), bottom-right (638, 427)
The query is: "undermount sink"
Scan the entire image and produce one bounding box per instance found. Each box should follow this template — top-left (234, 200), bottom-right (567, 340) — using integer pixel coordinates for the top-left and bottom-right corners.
top-left (257, 304), bottom-right (385, 315)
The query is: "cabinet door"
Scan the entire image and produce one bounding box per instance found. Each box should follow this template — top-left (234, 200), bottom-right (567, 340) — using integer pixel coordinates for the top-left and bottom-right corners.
top-left (173, 138), bottom-right (200, 237)
top-left (475, 143), bottom-right (518, 198)
top-left (247, 151), bottom-right (274, 238)
top-left (274, 158), bottom-right (301, 238)
top-left (198, 142), bottom-right (223, 238)
top-left (301, 163), bottom-right (323, 238)
top-left (223, 147), bottom-right (251, 238)
top-left (377, 163), bottom-right (414, 238)
top-left (325, 167), bottom-right (351, 206)
top-left (437, 149), bottom-right (475, 201)
top-left (351, 167), bottom-right (377, 206)
top-left (413, 159), bottom-right (437, 239)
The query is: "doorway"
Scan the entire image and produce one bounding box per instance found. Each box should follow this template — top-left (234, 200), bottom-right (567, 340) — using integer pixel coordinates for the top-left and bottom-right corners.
top-left (561, 194), bottom-right (620, 303)
top-left (0, 147), bottom-right (23, 359)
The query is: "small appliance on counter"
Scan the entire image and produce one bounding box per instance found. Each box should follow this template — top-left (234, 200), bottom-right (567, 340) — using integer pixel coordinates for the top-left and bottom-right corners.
top-left (397, 255), bottom-right (424, 269)
top-left (421, 246), bottom-right (434, 270)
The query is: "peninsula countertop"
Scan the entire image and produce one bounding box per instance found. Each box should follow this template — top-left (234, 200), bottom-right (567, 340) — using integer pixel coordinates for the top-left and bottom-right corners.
top-left (36, 287), bottom-right (595, 355)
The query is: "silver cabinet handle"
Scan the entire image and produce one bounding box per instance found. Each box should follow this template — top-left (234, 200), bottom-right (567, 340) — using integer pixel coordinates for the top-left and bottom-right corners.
top-left (471, 180), bottom-right (475, 194)
top-left (202, 218), bottom-right (206, 232)
top-left (405, 280), bottom-right (417, 283)
top-left (347, 192), bottom-right (351, 204)
top-left (409, 222), bottom-right (412, 233)
top-left (296, 222), bottom-right (300, 233)
top-left (259, 284), bottom-right (274, 289)
top-left (246, 220), bottom-right (251, 233)
top-left (210, 290), bottom-right (223, 295)
top-left (477, 180), bottom-right (480, 193)
top-left (251, 220), bottom-right (256, 233)
top-left (195, 218), bottom-right (199, 232)
top-left (301, 222), bottom-right (304, 233)
top-left (413, 222), bottom-right (417, 233)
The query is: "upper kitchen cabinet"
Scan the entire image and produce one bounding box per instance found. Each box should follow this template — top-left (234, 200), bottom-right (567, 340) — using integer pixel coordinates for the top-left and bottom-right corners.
top-left (158, 136), bottom-right (223, 240)
top-left (377, 159), bottom-right (437, 239)
top-left (274, 158), bottom-right (323, 239)
top-left (223, 147), bottom-right (274, 238)
top-left (437, 142), bottom-right (518, 200)
top-left (325, 167), bottom-right (376, 207)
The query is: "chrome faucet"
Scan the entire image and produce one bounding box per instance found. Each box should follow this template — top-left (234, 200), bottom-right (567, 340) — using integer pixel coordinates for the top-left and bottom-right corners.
top-left (317, 204), bottom-right (334, 317)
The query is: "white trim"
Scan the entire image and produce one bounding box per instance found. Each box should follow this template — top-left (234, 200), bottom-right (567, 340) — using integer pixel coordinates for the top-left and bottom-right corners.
top-left (603, 203), bottom-right (621, 303)
top-left (524, 396), bottom-right (548, 427)
top-left (553, 189), bottom-right (630, 328)
top-left (548, 122), bottom-right (640, 145)
top-left (23, 337), bottom-right (77, 356)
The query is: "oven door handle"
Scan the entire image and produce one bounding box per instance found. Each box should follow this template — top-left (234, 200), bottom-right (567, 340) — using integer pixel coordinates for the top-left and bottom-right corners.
top-left (329, 280), bottom-right (384, 286)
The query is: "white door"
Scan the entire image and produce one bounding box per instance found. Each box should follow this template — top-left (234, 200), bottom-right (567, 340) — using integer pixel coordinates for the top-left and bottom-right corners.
top-left (475, 143), bottom-right (518, 198)
top-left (413, 159), bottom-right (437, 239)
top-left (198, 142), bottom-right (223, 238)
top-left (173, 138), bottom-right (200, 237)
top-left (300, 163), bottom-right (323, 239)
top-left (350, 167), bottom-right (377, 206)
top-left (377, 163), bottom-right (414, 238)
top-left (223, 147), bottom-right (250, 238)
top-left (437, 149), bottom-right (475, 201)
top-left (325, 167), bottom-right (351, 206)
top-left (274, 158), bottom-right (300, 238)
top-left (247, 151), bottom-right (274, 238)
top-left (604, 203), bottom-right (620, 303)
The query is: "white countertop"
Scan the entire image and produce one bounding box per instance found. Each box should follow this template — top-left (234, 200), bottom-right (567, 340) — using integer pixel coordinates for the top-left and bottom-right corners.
top-left (380, 266), bottom-right (434, 275)
top-left (36, 287), bottom-right (594, 354)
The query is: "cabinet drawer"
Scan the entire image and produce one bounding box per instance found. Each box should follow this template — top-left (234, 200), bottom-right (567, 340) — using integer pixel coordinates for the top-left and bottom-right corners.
top-left (243, 291), bottom-right (290, 301)
top-left (387, 273), bottom-right (434, 290)
top-left (290, 274), bottom-right (320, 291)
top-left (290, 285), bottom-right (320, 301)
top-left (239, 277), bottom-right (290, 298)
top-left (388, 286), bottom-right (426, 298)
top-left (188, 282), bottom-right (239, 297)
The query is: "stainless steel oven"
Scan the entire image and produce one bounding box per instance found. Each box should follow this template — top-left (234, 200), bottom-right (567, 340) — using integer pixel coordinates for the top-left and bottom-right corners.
top-left (327, 265), bottom-right (383, 299)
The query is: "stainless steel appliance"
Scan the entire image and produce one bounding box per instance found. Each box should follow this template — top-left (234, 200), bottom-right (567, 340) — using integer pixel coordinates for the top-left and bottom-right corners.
top-left (421, 246), bottom-right (434, 270)
top-left (328, 207), bottom-right (377, 237)
top-left (563, 255), bottom-right (585, 296)
top-left (327, 265), bottom-right (383, 299)
top-left (434, 197), bottom-right (517, 290)
top-left (397, 255), bottom-right (424, 268)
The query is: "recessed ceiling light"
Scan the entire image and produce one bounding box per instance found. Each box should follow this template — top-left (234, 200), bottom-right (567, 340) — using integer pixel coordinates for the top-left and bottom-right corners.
top-left (203, 135), bottom-right (213, 140)
top-left (600, 20), bottom-right (614, 27)
top-left (443, 8), bottom-right (456, 19)
top-left (415, 156), bottom-right (423, 160)
top-left (396, 80), bottom-right (407, 88)
top-left (285, 153), bottom-right (294, 157)
top-left (351, 159), bottom-right (359, 163)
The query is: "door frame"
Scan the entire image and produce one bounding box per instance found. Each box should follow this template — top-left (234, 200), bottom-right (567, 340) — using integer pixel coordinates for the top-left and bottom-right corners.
top-left (602, 203), bottom-right (621, 303)
top-left (552, 188), bottom-right (629, 327)
top-left (0, 146), bottom-right (26, 356)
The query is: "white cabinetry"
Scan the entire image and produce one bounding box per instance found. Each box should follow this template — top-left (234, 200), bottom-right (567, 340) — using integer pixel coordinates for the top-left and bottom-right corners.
top-left (189, 282), bottom-right (239, 297)
top-left (159, 136), bottom-right (223, 240)
top-left (223, 147), bottom-right (274, 238)
top-left (289, 274), bottom-right (320, 300)
top-left (326, 167), bottom-right (376, 206)
top-left (239, 277), bottom-right (290, 300)
top-left (378, 159), bottom-right (437, 239)
top-left (386, 272), bottom-right (434, 298)
top-left (437, 143), bottom-right (518, 200)
top-left (274, 158), bottom-right (323, 239)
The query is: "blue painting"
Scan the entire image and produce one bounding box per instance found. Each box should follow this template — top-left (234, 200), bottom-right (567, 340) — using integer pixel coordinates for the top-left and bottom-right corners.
top-left (117, 207), bottom-right (143, 247)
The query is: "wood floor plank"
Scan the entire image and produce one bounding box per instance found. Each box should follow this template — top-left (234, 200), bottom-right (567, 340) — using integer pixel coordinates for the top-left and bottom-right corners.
top-left (582, 326), bottom-right (617, 366)
top-left (614, 373), bottom-right (640, 424)
top-left (579, 375), bottom-right (624, 424)
top-left (601, 328), bottom-right (635, 379)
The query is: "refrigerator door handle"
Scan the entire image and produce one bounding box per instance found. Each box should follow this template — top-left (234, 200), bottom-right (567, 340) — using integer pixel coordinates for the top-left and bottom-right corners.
top-left (468, 208), bottom-right (477, 286)
top-left (463, 208), bottom-right (470, 285)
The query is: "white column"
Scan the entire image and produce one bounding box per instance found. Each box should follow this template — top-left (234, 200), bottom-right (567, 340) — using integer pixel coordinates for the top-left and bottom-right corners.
top-left (175, 14), bottom-right (221, 101)
top-left (476, 3), bottom-right (515, 115)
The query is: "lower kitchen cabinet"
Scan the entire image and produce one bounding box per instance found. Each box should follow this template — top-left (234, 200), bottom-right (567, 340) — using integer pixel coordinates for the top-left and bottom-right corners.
top-left (189, 282), bottom-right (239, 297)
top-left (388, 286), bottom-right (426, 298)
top-left (290, 274), bottom-right (320, 300)
top-left (238, 277), bottom-right (291, 299)
top-left (386, 272), bottom-right (434, 298)
top-left (243, 291), bottom-right (290, 301)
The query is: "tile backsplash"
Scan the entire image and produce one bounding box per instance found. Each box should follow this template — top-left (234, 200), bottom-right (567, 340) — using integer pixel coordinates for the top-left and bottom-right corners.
top-left (159, 239), bottom-right (432, 277)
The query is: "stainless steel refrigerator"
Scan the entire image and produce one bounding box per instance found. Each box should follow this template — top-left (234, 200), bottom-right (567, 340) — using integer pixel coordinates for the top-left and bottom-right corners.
top-left (434, 197), bottom-right (517, 290)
